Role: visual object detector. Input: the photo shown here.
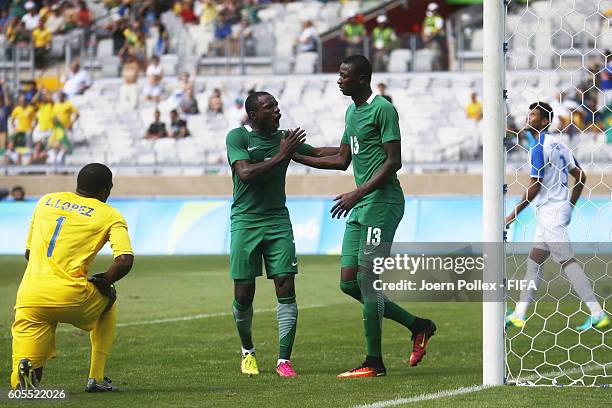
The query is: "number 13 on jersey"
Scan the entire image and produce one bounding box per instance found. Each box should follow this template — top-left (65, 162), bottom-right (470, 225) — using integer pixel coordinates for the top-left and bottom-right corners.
top-left (350, 135), bottom-right (359, 154)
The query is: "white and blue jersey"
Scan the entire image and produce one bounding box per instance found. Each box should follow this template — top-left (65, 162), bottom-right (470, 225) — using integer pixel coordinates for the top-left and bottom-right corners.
top-left (529, 132), bottom-right (577, 207)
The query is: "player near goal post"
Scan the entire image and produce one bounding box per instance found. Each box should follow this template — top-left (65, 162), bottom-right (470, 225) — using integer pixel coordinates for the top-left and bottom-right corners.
top-left (505, 102), bottom-right (609, 331)
top-left (294, 55), bottom-right (436, 378)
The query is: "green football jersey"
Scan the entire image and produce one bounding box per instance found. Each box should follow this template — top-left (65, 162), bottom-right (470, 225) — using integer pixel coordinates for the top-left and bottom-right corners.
top-left (341, 94), bottom-right (404, 207)
top-left (226, 125), bottom-right (314, 230)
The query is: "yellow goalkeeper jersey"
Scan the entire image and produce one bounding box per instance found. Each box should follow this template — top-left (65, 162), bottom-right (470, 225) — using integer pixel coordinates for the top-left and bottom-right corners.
top-left (15, 191), bottom-right (133, 309)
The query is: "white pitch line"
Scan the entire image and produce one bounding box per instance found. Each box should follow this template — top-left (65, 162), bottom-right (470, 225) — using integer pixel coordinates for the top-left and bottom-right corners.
top-left (116, 302), bottom-right (332, 327)
top-left (353, 385), bottom-right (491, 408)
top-left (1, 303), bottom-right (337, 339)
top-left (354, 363), bottom-right (608, 408)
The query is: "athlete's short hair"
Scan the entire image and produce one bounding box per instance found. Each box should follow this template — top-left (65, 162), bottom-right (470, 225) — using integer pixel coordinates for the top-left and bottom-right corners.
top-left (529, 101), bottom-right (554, 130)
top-left (342, 55), bottom-right (372, 81)
top-left (244, 91), bottom-right (271, 119)
top-left (77, 163), bottom-right (113, 194)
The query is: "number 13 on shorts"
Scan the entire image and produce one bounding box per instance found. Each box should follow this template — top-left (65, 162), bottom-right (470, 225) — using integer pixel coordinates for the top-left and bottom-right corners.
top-left (366, 227), bottom-right (381, 246)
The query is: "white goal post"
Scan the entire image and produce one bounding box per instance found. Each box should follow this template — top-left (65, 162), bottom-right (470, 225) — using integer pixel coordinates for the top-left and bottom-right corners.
top-left (482, 0), bottom-right (507, 387)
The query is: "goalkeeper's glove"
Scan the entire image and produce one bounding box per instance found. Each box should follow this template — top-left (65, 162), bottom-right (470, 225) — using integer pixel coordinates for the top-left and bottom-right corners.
top-left (88, 273), bottom-right (117, 313)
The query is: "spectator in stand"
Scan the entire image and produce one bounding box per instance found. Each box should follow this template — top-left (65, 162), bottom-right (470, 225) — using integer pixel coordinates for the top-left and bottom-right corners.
top-left (105, 12), bottom-right (127, 55)
top-left (45, 3), bottom-right (65, 34)
top-left (377, 83), bottom-right (393, 104)
top-left (3, 140), bottom-right (21, 165)
top-left (599, 50), bottom-right (612, 107)
top-left (62, 61), bottom-right (92, 97)
top-left (372, 15), bottom-right (398, 72)
top-left (207, 88), bottom-right (223, 115)
top-left (169, 109), bottom-right (190, 138)
top-left (211, 12), bottom-right (233, 56)
top-left (32, 19), bottom-right (52, 69)
top-left (11, 185), bottom-right (25, 201)
top-left (46, 140), bottom-right (66, 165)
top-left (153, 19), bottom-right (169, 56)
top-left (138, 0), bottom-right (159, 29)
top-left (119, 53), bottom-right (140, 108)
top-left (340, 12), bottom-right (366, 58)
top-left (466, 92), bottom-right (483, 121)
top-left (77, 0), bottom-right (93, 29)
top-left (422, 2), bottom-right (447, 71)
top-left (120, 20), bottom-right (147, 68)
top-left (180, 87), bottom-right (200, 115)
top-left (10, 1), bottom-right (27, 20)
top-left (143, 55), bottom-right (164, 102)
top-left (0, 91), bottom-right (12, 149)
top-left (10, 95), bottom-right (35, 147)
top-left (21, 1), bottom-right (39, 31)
top-left (32, 89), bottom-right (55, 145)
top-left (0, 9), bottom-right (9, 32)
top-left (197, 0), bottom-right (218, 27)
top-left (231, 19), bottom-right (254, 56)
top-left (179, 0), bottom-right (198, 24)
top-left (227, 97), bottom-right (247, 127)
top-left (52, 91), bottom-right (79, 133)
top-left (38, 0), bottom-right (52, 21)
top-left (145, 109), bottom-right (167, 139)
top-left (223, 0), bottom-right (241, 24)
top-left (8, 19), bottom-right (31, 51)
top-left (168, 71), bottom-right (195, 103)
top-left (241, 0), bottom-right (259, 25)
top-left (29, 141), bottom-right (48, 164)
top-left (297, 20), bottom-right (318, 53)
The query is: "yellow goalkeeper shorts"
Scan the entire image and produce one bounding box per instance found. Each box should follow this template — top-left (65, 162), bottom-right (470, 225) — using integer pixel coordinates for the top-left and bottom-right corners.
top-left (11, 286), bottom-right (115, 372)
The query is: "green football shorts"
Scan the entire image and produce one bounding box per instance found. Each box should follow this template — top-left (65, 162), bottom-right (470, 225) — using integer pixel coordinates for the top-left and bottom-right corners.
top-left (230, 223), bottom-right (297, 280)
top-left (341, 202), bottom-right (404, 269)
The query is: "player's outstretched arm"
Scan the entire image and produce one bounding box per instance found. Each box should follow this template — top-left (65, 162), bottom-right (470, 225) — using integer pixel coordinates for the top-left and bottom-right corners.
top-left (505, 177), bottom-right (541, 226)
top-left (568, 163), bottom-right (586, 207)
top-left (234, 128), bottom-right (306, 183)
top-left (292, 143), bottom-right (351, 170)
top-left (331, 140), bottom-right (401, 218)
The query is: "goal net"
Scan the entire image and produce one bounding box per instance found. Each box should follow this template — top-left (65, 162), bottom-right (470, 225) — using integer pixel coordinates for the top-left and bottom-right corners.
top-left (504, 0), bottom-right (611, 386)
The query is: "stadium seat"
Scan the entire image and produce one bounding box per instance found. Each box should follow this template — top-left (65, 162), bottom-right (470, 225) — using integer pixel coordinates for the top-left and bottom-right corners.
top-left (387, 49), bottom-right (412, 73)
top-left (293, 52), bottom-right (319, 74)
top-left (414, 49), bottom-right (435, 72)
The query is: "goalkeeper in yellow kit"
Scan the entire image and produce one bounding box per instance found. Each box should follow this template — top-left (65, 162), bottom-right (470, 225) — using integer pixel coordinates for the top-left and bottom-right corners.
top-left (10, 163), bottom-right (134, 392)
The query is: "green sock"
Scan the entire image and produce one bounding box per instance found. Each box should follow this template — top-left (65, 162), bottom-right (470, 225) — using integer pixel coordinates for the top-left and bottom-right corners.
top-left (277, 296), bottom-right (298, 360)
top-left (232, 299), bottom-right (253, 350)
top-left (348, 275), bottom-right (417, 331)
top-left (358, 272), bottom-right (384, 358)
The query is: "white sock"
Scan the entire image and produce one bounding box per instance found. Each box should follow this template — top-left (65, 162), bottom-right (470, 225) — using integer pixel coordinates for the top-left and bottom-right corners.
top-left (277, 359), bottom-right (290, 366)
top-left (242, 347), bottom-right (255, 356)
top-left (562, 261), bottom-right (603, 317)
top-left (514, 258), bottom-right (542, 320)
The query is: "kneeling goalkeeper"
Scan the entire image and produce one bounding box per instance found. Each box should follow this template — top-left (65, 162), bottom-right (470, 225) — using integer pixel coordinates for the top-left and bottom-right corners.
top-left (10, 163), bottom-right (134, 392)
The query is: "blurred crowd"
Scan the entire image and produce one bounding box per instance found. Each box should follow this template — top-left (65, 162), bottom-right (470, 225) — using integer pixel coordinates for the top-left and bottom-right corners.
top-left (505, 50), bottom-right (612, 149)
top-left (336, 2), bottom-right (448, 72)
top-left (1, 0), bottom-right (93, 68)
top-left (0, 59), bottom-right (87, 166)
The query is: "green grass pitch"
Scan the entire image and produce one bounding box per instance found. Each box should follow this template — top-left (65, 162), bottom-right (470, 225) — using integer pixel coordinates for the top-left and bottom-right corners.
top-left (0, 255), bottom-right (609, 407)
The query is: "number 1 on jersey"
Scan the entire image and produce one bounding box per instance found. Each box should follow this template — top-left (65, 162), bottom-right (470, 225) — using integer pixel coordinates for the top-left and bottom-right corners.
top-left (47, 216), bottom-right (66, 257)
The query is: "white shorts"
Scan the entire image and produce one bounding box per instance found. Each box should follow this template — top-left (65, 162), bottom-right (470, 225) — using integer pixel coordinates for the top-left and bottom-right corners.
top-left (532, 201), bottom-right (574, 262)
top-left (32, 128), bottom-right (52, 144)
top-left (143, 83), bottom-right (162, 97)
